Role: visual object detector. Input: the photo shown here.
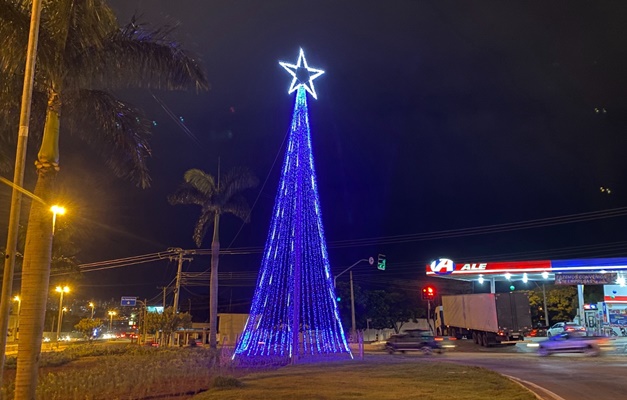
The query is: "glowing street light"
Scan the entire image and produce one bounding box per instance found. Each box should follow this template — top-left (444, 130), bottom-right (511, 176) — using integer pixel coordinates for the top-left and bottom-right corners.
top-left (50, 205), bottom-right (66, 235)
top-left (55, 286), bottom-right (69, 343)
top-left (89, 302), bottom-right (95, 319)
top-left (108, 311), bottom-right (117, 332)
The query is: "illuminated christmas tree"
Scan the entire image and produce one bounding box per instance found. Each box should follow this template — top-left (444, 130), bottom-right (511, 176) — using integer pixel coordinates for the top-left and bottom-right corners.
top-left (234, 49), bottom-right (351, 362)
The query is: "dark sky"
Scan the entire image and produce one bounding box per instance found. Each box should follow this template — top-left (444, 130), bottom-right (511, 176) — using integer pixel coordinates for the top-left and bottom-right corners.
top-left (4, 0), bottom-right (627, 316)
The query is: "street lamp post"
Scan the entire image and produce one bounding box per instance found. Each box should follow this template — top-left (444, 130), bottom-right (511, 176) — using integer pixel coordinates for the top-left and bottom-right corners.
top-left (108, 311), bottom-right (117, 332)
top-left (89, 302), bottom-right (95, 319)
top-left (50, 205), bottom-right (66, 235)
top-left (0, 0), bottom-right (45, 388)
top-left (334, 258), bottom-right (372, 339)
top-left (13, 296), bottom-right (21, 341)
top-left (55, 286), bottom-right (69, 343)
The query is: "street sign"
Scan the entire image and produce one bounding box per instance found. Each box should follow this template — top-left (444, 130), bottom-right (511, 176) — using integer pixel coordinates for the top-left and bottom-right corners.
top-left (121, 296), bottom-right (137, 306)
top-left (555, 273), bottom-right (617, 285)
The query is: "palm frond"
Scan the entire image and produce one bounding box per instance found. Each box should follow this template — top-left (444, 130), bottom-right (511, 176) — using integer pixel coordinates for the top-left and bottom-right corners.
top-left (193, 208), bottom-right (215, 247)
top-left (222, 194), bottom-right (252, 223)
top-left (68, 15), bottom-right (209, 92)
top-left (62, 89), bottom-right (152, 187)
top-left (0, 0), bottom-right (33, 75)
top-left (222, 167), bottom-right (259, 202)
top-left (167, 184), bottom-right (206, 206)
top-left (184, 168), bottom-right (217, 196)
top-left (0, 73), bottom-right (48, 172)
top-left (0, 0), bottom-right (61, 81)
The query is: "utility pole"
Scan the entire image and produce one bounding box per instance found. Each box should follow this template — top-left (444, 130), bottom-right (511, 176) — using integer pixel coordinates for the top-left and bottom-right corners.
top-left (157, 286), bottom-right (168, 308)
top-left (169, 248), bottom-right (193, 313)
top-left (167, 248), bottom-right (193, 346)
top-left (0, 0), bottom-right (44, 388)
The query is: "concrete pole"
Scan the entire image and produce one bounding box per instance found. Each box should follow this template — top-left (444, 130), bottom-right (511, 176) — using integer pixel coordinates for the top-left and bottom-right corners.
top-left (577, 284), bottom-right (585, 326)
top-left (542, 284), bottom-right (549, 327)
top-left (350, 270), bottom-right (356, 337)
top-left (173, 250), bottom-right (184, 313)
top-left (56, 291), bottom-right (64, 343)
top-left (0, 0), bottom-right (44, 387)
top-left (172, 250), bottom-right (187, 347)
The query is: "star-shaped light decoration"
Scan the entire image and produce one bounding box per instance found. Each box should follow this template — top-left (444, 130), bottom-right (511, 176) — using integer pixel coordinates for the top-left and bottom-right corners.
top-left (279, 48), bottom-right (325, 99)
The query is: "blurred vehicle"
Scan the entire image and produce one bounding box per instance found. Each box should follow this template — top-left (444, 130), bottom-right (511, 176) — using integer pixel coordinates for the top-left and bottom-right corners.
top-left (385, 329), bottom-right (444, 354)
top-left (538, 332), bottom-right (610, 356)
top-left (526, 326), bottom-right (547, 337)
top-left (547, 322), bottom-right (586, 337)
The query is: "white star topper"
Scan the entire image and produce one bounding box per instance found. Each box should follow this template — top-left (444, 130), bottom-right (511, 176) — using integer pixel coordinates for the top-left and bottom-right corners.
top-left (279, 48), bottom-right (325, 99)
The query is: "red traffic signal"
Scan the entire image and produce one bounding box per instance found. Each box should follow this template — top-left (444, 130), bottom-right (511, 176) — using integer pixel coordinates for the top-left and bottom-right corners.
top-left (421, 285), bottom-right (436, 301)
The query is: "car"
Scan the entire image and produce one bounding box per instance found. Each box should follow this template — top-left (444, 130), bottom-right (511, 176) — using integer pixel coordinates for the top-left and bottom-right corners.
top-left (546, 322), bottom-right (586, 337)
top-left (385, 329), bottom-right (443, 354)
top-left (537, 332), bottom-right (609, 356)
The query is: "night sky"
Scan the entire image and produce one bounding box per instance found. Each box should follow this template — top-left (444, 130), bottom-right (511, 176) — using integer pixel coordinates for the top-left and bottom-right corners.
top-left (3, 1), bottom-right (627, 317)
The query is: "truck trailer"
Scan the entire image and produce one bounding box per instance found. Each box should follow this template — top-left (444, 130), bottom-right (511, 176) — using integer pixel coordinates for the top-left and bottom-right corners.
top-left (434, 293), bottom-right (532, 346)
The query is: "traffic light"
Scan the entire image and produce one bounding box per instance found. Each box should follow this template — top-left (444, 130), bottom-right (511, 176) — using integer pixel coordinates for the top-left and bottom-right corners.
top-left (421, 285), bottom-right (436, 301)
top-left (377, 254), bottom-right (386, 271)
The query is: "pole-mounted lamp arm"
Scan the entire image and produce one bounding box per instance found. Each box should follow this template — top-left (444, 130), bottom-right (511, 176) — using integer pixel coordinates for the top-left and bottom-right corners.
top-left (334, 259), bottom-right (369, 288)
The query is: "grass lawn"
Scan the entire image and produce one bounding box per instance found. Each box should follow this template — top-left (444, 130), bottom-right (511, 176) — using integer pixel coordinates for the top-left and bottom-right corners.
top-left (194, 355), bottom-right (537, 400)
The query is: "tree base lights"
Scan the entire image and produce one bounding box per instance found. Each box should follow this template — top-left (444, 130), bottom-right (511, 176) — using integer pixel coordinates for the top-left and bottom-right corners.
top-left (234, 50), bottom-right (351, 362)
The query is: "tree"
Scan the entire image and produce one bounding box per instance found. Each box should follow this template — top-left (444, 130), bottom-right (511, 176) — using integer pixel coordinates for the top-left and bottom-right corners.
top-left (144, 307), bottom-right (192, 347)
top-left (526, 284), bottom-right (578, 325)
top-left (0, 1), bottom-right (208, 396)
top-left (334, 283), bottom-right (425, 334)
top-left (74, 318), bottom-right (102, 340)
top-left (365, 289), bottom-right (424, 334)
top-left (169, 167), bottom-right (258, 349)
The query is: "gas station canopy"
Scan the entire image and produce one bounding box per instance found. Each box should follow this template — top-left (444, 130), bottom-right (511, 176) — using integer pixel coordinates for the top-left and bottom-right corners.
top-left (426, 257), bottom-right (627, 299)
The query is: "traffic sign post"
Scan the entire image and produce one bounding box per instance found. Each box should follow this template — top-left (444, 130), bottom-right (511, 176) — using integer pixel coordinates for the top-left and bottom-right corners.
top-left (121, 297), bottom-right (137, 307)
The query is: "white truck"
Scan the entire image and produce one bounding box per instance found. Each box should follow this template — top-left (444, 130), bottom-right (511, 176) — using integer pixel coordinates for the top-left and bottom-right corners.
top-left (434, 293), bottom-right (532, 347)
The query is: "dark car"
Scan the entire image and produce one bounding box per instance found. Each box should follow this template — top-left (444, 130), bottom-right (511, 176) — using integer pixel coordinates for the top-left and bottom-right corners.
top-left (385, 329), bottom-right (443, 354)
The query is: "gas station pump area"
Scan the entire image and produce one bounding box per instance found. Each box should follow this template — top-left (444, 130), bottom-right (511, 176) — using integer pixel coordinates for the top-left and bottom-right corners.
top-left (427, 257), bottom-right (627, 337)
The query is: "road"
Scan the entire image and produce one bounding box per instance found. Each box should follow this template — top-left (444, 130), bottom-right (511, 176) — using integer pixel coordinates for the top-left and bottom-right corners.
top-left (378, 338), bottom-right (627, 400)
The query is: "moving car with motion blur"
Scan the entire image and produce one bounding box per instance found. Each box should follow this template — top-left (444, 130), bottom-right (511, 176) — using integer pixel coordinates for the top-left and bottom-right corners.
top-left (385, 329), bottom-right (445, 355)
top-left (537, 332), bottom-right (612, 356)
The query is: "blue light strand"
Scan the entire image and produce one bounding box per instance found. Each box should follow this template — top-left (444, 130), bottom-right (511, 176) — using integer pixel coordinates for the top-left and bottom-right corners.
top-left (234, 87), bottom-right (351, 360)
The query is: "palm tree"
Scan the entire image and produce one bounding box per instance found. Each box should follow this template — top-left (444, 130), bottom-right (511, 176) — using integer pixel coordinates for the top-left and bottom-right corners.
top-left (0, 1), bottom-right (208, 396)
top-left (169, 167), bottom-right (258, 349)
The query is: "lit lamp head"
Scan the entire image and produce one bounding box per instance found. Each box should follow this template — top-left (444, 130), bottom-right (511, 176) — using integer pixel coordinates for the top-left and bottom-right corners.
top-left (55, 286), bottom-right (70, 294)
top-left (50, 205), bottom-right (66, 216)
top-left (50, 205), bottom-right (66, 235)
top-left (13, 295), bottom-right (20, 302)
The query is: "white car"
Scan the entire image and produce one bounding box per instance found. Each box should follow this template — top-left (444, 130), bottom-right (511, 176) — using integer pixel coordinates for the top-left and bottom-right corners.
top-left (546, 322), bottom-right (586, 337)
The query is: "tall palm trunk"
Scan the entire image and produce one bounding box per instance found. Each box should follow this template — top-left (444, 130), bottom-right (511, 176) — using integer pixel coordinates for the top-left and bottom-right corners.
top-left (14, 169), bottom-right (57, 400)
top-left (15, 99), bottom-right (60, 399)
top-left (209, 213), bottom-right (220, 349)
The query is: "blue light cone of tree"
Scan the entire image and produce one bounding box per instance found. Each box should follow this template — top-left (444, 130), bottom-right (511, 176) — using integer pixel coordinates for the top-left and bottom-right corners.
top-left (234, 86), bottom-right (351, 359)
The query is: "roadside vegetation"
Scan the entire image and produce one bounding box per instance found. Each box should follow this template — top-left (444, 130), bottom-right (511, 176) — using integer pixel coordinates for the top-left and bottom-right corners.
top-left (194, 355), bottom-right (537, 400)
top-left (1, 344), bottom-right (535, 399)
top-left (1, 343), bottom-right (224, 399)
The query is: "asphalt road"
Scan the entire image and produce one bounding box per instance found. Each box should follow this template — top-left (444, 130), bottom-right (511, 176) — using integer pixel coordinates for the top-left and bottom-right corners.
top-left (380, 338), bottom-right (627, 400)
